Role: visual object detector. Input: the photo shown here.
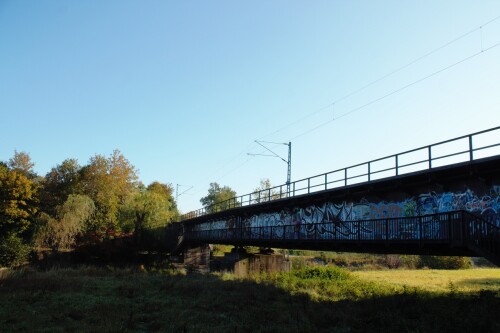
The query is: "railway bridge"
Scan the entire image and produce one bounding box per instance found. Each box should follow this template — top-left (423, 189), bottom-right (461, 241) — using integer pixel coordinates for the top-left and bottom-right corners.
top-left (172, 127), bottom-right (500, 266)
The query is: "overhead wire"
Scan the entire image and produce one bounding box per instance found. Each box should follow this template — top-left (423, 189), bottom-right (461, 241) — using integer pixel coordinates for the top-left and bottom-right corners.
top-left (178, 14), bottom-right (500, 211)
top-left (290, 41), bottom-right (500, 141)
top-left (258, 14), bottom-right (500, 142)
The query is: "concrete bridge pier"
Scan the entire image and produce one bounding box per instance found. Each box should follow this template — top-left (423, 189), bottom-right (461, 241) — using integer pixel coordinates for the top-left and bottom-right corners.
top-left (183, 244), bottom-right (211, 272)
top-left (212, 247), bottom-right (291, 277)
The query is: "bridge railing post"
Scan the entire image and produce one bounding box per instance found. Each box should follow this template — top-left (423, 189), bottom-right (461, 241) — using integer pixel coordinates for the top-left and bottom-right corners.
top-left (385, 218), bottom-right (389, 245)
top-left (446, 213), bottom-right (454, 246)
top-left (419, 216), bottom-right (423, 247)
top-left (357, 221), bottom-right (361, 242)
top-left (428, 146), bottom-right (432, 169)
top-left (462, 212), bottom-right (468, 245)
top-left (395, 155), bottom-right (399, 176)
top-left (367, 162), bottom-right (371, 182)
top-left (344, 168), bottom-right (348, 186)
top-left (325, 174), bottom-right (328, 190)
top-left (469, 135), bottom-right (474, 161)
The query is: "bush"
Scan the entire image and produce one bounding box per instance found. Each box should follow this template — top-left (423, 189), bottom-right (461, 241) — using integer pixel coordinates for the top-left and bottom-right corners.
top-left (292, 266), bottom-right (351, 281)
top-left (0, 233), bottom-right (31, 267)
top-left (385, 255), bottom-right (402, 269)
top-left (399, 255), bottom-right (421, 269)
top-left (419, 256), bottom-right (472, 269)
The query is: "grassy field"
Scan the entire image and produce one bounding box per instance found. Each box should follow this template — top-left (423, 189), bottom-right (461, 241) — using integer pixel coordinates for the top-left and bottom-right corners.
top-left (0, 265), bottom-right (499, 332)
top-left (355, 268), bottom-right (500, 292)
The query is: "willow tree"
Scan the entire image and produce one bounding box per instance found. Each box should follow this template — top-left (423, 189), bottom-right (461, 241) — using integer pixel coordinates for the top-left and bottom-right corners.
top-left (120, 182), bottom-right (179, 244)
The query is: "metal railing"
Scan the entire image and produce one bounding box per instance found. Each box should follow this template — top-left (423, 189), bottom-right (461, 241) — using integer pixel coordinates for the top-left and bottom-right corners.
top-left (464, 211), bottom-right (500, 260)
top-left (185, 211), bottom-right (470, 244)
top-left (182, 126), bottom-right (500, 221)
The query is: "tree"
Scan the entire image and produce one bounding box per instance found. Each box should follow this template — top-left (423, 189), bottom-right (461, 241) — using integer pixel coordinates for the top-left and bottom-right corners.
top-left (35, 195), bottom-right (95, 250)
top-left (200, 182), bottom-right (238, 213)
top-left (0, 232), bottom-right (31, 267)
top-left (0, 163), bottom-right (38, 236)
top-left (252, 178), bottom-right (280, 204)
top-left (148, 181), bottom-right (176, 207)
top-left (40, 158), bottom-right (81, 216)
top-left (8, 150), bottom-right (37, 179)
top-left (120, 182), bottom-right (179, 244)
top-left (78, 150), bottom-right (138, 236)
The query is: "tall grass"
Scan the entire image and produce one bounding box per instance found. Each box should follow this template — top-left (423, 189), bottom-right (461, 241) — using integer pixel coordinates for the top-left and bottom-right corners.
top-left (1, 265), bottom-right (499, 332)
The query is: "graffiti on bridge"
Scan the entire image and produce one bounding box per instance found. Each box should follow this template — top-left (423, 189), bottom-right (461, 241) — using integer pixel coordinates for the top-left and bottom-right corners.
top-left (192, 187), bottom-right (500, 241)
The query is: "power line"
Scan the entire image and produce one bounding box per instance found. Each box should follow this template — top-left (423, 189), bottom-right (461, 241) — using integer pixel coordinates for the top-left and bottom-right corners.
top-left (290, 41), bottom-right (500, 141)
top-left (258, 14), bottom-right (500, 142)
top-left (179, 15), bottom-right (500, 211)
top-left (214, 156), bottom-right (255, 183)
top-left (248, 141), bottom-right (292, 195)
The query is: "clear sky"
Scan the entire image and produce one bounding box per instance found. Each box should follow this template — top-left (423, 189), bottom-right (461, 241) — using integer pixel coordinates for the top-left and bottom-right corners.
top-left (1, 1), bottom-right (500, 213)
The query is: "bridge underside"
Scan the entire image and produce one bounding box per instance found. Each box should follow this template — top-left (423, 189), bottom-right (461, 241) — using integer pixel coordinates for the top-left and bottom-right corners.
top-left (184, 210), bottom-right (497, 258)
top-left (187, 239), bottom-right (476, 257)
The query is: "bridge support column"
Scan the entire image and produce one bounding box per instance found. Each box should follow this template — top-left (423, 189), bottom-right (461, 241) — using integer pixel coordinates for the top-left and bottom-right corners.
top-left (212, 247), bottom-right (291, 277)
top-left (234, 253), bottom-right (291, 278)
top-left (184, 244), bottom-right (211, 272)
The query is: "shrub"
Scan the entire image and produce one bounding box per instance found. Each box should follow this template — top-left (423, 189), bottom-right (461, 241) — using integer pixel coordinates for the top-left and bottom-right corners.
top-left (292, 266), bottom-right (351, 281)
top-left (399, 255), bottom-right (421, 269)
top-left (385, 255), bottom-right (402, 269)
top-left (0, 233), bottom-right (31, 267)
top-left (419, 256), bottom-right (472, 269)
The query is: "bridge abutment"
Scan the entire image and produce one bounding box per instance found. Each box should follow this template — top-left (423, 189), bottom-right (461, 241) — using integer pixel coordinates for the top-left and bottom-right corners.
top-left (211, 247), bottom-right (291, 277)
top-left (183, 244), bottom-right (211, 272)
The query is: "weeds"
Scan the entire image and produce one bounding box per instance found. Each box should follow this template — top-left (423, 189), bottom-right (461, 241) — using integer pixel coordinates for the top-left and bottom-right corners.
top-left (0, 265), bottom-right (499, 332)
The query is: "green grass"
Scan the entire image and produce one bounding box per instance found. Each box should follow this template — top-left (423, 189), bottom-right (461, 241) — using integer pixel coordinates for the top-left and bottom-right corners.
top-left (354, 268), bottom-right (500, 292)
top-left (1, 266), bottom-right (499, 332)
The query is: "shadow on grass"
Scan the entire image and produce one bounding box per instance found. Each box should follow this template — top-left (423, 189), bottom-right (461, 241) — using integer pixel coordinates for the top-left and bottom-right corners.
top-left (0, 267), bottom-right (499, 333)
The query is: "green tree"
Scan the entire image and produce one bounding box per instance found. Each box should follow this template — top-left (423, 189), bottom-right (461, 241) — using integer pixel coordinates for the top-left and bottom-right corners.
top-left (35, 194), bottom-right (95, 251)
top-left (0, 232), bottom-right (31, 267)
top-left (40, 158), bottom-right (81, 216)
top-left (79, 150), bottom-right (138, 237)
top-left (252, 178), bottom-right (280, 204)
top-left (120, 182), bottom-right (178, 244)
top-left (200, 182), bottom-right (238, 213)
top-left (148, 181), bottom-right (177, 208)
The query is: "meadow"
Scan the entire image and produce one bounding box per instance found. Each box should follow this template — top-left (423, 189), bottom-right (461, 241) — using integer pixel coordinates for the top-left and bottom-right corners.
top-left (355, 268), bottom-right (500, 292)
top-left (0, 264), bottom-right (499, 333)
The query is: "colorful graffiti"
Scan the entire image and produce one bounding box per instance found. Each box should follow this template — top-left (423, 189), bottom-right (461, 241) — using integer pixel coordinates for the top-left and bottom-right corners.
top-left (192, 187), bottom-right (500, 241)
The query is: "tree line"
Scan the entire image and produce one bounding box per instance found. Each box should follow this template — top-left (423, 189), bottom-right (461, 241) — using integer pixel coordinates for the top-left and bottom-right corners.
top-left (0, 150), bottom-right (180, 266)
top-left (0, 149), bottom-right (276, 267)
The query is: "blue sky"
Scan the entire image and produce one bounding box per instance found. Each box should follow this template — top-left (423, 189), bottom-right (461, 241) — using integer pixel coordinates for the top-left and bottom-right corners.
top-left (1, 1), bottom-right (500, 213)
